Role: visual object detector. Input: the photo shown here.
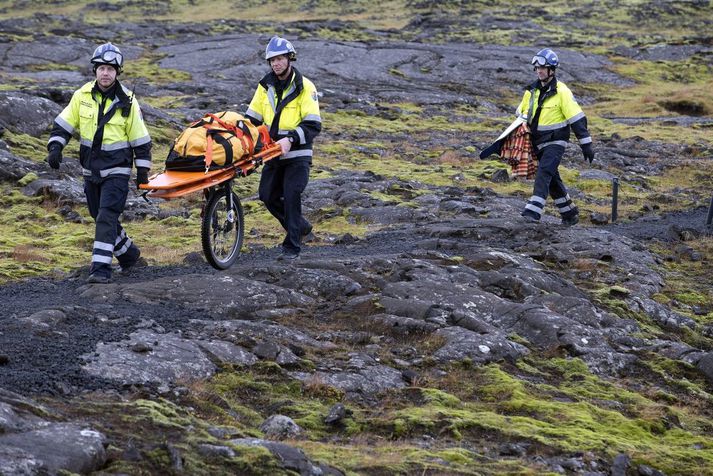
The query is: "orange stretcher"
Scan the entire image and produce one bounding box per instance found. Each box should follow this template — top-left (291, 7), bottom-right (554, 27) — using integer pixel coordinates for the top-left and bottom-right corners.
top-left (138, 143), bottom-right (283, 270)
top-left (140, 144), bottom-right (283, 199)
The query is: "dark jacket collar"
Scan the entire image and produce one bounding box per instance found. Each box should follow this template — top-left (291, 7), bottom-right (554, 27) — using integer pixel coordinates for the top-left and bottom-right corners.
top-left (92, 79), bottom-right (132, 116)
top-left (92, 80), bottom-right (118, 100)
top-left (527, 76), bottom-right (558, 94)
top-left (259, 66), bottom-right (304, 94)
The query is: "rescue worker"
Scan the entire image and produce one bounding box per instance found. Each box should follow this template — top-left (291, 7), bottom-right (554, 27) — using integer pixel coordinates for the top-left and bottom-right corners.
top-left (518, 48), bottom-right (594, 225)
top-left (46, 42), bottom-right (152, 283)
top-left (245, 36), bottom-right (321, 260)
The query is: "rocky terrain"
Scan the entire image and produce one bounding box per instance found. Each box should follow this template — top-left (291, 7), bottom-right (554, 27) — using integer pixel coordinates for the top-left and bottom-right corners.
top-left (0, 1), bottom-right (713, 475)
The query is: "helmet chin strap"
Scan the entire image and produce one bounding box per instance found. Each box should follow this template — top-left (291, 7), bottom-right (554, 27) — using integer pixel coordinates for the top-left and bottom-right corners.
top-left (276, 63), bottom-right (292, 81)
top-left (539, 67), bottom-right (555, 85)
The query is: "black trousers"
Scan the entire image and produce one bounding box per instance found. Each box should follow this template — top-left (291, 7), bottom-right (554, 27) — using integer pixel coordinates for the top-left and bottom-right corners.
top-left (84, 175), bottom-right (137, 277)
top-left (523, 145), bottom-right (577, 220)
top-left (258, 159), bottom-right (311, 253)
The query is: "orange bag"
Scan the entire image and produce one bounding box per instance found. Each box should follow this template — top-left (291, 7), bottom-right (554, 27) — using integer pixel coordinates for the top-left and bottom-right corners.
top-left (165, 111), bottom-right (264, 172)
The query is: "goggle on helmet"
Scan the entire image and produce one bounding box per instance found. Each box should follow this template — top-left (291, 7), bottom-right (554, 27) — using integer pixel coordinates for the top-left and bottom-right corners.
top-left (91, 42), bottom-right (124, 72)
top-left (531, 48), bottom-right (559, 68)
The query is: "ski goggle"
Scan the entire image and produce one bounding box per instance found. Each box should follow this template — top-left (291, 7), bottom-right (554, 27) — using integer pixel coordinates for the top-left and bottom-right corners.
top-left (92, 50), bottom-right (123, 66)
top-left (531, 55), bottom-right (548, 66)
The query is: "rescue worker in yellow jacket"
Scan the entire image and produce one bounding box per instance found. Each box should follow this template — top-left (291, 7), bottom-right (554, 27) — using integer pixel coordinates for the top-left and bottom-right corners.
top-left (46, 42), bottom-right (152, 283)
top-left (245, 36), bottom-right (321, 260)
top-left (519, 48), bottom-right (594, 226)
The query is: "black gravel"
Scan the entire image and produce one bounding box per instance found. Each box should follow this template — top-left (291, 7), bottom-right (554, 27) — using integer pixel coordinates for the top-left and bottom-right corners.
top-left (0, 230), bottom-right (421, 397)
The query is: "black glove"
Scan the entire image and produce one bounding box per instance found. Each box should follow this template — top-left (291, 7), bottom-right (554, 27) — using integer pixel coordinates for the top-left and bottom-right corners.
top-left (135, 168), bottom-right (149, 188)
top-left (581, 143), bottom-right (595, 164)
top-left (46, 143), bottom-right (63, 169)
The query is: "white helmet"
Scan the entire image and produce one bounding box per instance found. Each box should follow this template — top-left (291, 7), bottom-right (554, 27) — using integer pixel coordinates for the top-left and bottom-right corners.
top-left (265, 36), bottom-right (296, 61)
top-left (91, 42), bottom-right (124, 73)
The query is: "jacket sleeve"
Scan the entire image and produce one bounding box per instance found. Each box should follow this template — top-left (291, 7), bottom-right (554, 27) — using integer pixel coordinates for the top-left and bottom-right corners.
top-left (288, 81), bottom-right (321, 146)
top-left (245, 86), bottom-right (265, 127)
top-left (561, 88), bottom-right (591, 144)
top-left (47, 91), bottom-right (81, 150)
top-left (515, 91), bottom-right (530, 121)
top-left (126, 98), bottom-right (152, 170)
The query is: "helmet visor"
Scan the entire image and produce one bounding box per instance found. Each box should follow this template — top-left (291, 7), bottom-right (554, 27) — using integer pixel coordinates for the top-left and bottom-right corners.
top-left (531, 55), bottom-right (548, 66)
top-left (93, 50), bottom-right (123, 66)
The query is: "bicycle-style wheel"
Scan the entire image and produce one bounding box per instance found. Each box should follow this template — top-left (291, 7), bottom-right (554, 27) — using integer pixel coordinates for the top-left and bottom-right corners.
top-left (201, 185), bottom-right (244, 270)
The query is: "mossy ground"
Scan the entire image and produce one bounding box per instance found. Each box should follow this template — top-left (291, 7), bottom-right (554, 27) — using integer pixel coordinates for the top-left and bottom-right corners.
top-left (650, 238), bottom-right (713, 325)
top-left (49, 353), bottom-right (713, 475)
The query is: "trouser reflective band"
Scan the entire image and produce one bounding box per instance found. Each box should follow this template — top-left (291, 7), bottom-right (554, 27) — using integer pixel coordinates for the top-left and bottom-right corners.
top-left (524, 195), bottom-right (546, 219)
top-left (554, 194), bottom-right (576, 215)
top-left (92, 240), bottom-right (114, 264)
top-left (114, 228), bottom-right (133, 256)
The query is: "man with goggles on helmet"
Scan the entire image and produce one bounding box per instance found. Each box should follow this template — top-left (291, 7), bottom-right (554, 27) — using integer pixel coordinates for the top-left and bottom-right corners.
top-left (245, 36), bottom-right (321, 260)
top-left (518, 48), bottom-right (594, 226)
top-left (46, 42), bottom-right (152, 283)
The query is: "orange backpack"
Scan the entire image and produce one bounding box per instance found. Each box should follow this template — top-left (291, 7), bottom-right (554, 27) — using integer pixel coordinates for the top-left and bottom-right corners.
top-left (165, 111), bottom-right (268, 172)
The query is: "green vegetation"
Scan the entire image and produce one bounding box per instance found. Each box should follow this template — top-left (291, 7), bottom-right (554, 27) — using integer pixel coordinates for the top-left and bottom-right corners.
top-left (650, 238), bottom-right (713, 325)
top-left (60, 357), bottom-right (713, 475)
top-left (0, 187), bottom-right (91, 282)
top-left (127, 57), bottom-right (192, 85)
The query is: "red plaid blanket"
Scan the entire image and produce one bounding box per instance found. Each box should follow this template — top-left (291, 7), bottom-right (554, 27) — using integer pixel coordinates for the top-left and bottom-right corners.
top-left (499, 123), bottom-right (537, 179)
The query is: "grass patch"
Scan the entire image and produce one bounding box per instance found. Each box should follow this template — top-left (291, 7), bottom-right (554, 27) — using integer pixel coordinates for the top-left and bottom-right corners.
top-left (126, 56), bottom-right (192, 85)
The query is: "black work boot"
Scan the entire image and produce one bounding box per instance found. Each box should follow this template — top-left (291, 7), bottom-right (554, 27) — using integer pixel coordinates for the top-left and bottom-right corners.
top-left (561, 208), bottom-right (580, 226)
top-left (87, 263), bottom-right (112, 284)
top-left (520, 210), bottom-right (540, 223)
top-left (118, 245), bottom-right (141, 274)
top-left (87, 273), bottom-right (112, 284)
top-left (277, 250), bottom-right (300, 261)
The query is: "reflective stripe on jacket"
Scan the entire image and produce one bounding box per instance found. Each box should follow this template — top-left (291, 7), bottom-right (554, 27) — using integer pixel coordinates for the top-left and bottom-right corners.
top-left (48, 80), bottom-right (152, 178)
top-left (245, 67), bottom-right (321, 161)
top-left (516, 78), bottom-right (591, 150)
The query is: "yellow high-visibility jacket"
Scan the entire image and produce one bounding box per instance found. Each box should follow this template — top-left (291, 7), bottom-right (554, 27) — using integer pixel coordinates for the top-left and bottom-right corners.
top-left (516, 78), bottom-right (591, 150)
top-left (48, 80), bottom-right (152, 178)
top-left (246, 67), bottom-right (321, 161)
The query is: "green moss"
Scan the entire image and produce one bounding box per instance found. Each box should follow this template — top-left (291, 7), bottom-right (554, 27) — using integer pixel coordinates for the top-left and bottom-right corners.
top-left (17, 172), bottom-right (38, 186)
top-left (323, 108), bottom-right (491, 135)
top-left (646, 238), bottom-right (713, 329)
top-left (585, 57), bottom-right (713, 147)
top-left (0, 188), bottom-right (91, 281)
top-left (56, 395), bottom-right (285, 475)
top-left (377, 364), bottom-right (713, 474)
top-left (131, 399), bottom-right (194, 428)
top-left (421, 387), bottom-right (463, 408)
top-left (320, 214), bottom-right (372, 236)
top-left (3, 130), bottom-right (54, 162)
top-left (25, 62), bottom-right (78, 72)
top-left (142, 95), bottom-right (183, 109)
top-left (127, 56), bottom-right (192, 85)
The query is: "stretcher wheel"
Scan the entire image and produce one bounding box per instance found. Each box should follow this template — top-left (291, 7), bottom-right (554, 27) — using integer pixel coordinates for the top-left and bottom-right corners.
top-left (201, 187), bottom-right (244, 269)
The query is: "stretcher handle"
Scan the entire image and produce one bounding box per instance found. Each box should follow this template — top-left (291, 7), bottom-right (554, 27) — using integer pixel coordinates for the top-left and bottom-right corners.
top-left (252, 143), bottom-right (283, 161)
top-left (232, 143), bottom-right (283, 173)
